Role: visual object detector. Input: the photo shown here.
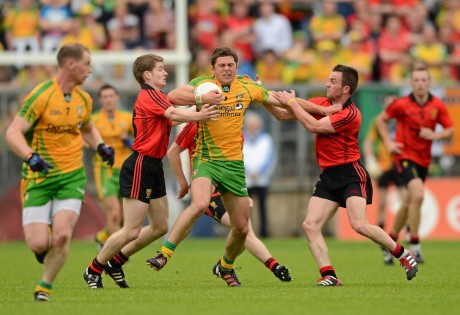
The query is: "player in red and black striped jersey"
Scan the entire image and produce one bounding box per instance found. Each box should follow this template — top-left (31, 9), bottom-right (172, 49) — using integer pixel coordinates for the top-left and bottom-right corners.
top-left (83, 54), bottom-right (219, 289)
top-left (376, 66), bottom-right (453, 264)
top-left (274, 64), bottom-right (419, 286)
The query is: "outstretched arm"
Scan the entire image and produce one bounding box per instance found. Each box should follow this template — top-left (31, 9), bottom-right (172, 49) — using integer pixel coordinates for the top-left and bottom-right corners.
top-left (267, 90), bottom-right (341, 116)
top-left (273, 91), bottom-right (335, 134)
top-left (168, 85), bottom-right (223, 106)
top-left (165, 104), bottom-right (219, 123)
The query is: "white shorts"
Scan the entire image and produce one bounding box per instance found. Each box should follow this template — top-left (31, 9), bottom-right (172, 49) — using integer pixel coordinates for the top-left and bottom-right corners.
top-left (22, 199), bottom-right (82, 226)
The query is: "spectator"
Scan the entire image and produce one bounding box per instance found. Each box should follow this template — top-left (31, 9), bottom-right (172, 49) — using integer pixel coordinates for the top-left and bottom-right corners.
top-left (221, 2), bottom-right (255, 63)
top-left (341, 31), bottom-right (373, 83)
top-left (309, 0), bottom-right (346, 46)
top-left (106, 1), bottom-right (142, 49)
top-left (252, 2), bottom-right (293, 58)
top-left (410, 23), bottom-right (448, 84)
top-left (61, 4), bottom-right (106, 50)
top-left (255, 49), bottom-right (284, 86)
top-left (309, 40), bottom-right (342, 85)
top-left (3, 0), bottom-right (40, 56)
top-left (143, 0), bottom-right (175, 49)
top-left (189, 48), bottom-right (213, 78)
top-left (377, 14), bottom-right (411, 83)
top-left (282, 30), bottom-right (315, 84)
top-left (243, 111), bottom-right (276, 238)
top-left (435, 0), bottom-right (460, 35)
top-left (189, 0), bottom-right (222, 53)
top-left (39, 0), bottom-right (73, 52)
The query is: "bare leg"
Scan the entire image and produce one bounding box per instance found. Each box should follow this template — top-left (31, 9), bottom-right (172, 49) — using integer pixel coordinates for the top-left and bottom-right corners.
top-left (103, 196), bottom-right (123, 235)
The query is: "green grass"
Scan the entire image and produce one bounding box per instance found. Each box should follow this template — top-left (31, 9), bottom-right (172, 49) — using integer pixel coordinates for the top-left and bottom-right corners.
top-left (1, 238), bottom-right (459, 315)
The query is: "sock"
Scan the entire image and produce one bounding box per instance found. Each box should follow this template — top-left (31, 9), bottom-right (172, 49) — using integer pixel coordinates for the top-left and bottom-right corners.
top-left (390, 243), bottom-right (405, 259)
top-left (319, 265), bottom-right (337, 278)
top-left (109, 251), bottom-right (129, 268)
top-left (409, 235), bottom-right (419, 245)
top-left (88, 258), bottom-right (104, 275)
top-left (264, 257), bottom-right (279, 272)
top-left (220, 256), bottom-right (234, 270)
top-left (35, 280), bottom-right (53, 295)
top-left (96, 228), bottom-right (110, 244)
top-left (160, 241), bottom-right (176, 259)
top-left (389, 232), bottom-right (398, 242)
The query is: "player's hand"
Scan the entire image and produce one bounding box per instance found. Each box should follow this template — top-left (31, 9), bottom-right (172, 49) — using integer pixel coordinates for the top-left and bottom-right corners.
top-left (199, 104), bottom-right (219, 121)
top-left (419, 127), bottom-right (435, 140)
top-left (202, 89), bottom-right (223, 105)
top-left (385, 140), bottom-right (403, 155)
top-left (273, 90), bottom-right (296, 106)
top-left (365, 155), bottom-right (382, 178)
top-left (26, 153), bottom-right (53, 174)
top-left (176, 181), bottom-right (189, 199)
top-left (324, 103), bottom-right (342, 116)
top-left (97, 143), bottom-right (115, 167)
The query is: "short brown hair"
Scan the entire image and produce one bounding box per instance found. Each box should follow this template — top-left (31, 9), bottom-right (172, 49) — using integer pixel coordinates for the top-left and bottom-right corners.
top-left (56, 43), bottom-right (90, 67)
top-left (132, 54), bottom-right (164, 85)
top-left (332, 64), bottom-right (359, 95)
top-left (98, 83), bottom-right (118, 98)
top-left (210, 47), bottom-right (238, 67)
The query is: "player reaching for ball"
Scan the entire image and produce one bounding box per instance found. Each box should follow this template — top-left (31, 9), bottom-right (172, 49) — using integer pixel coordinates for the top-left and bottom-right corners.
top-left (146, 47), bottom-right (340, 287)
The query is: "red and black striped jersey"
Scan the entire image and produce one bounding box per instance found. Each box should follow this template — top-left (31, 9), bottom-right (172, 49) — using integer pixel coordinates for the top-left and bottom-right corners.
top-left (309, 97), bottom-right (361, 170)
top-left (131, 84), bottom-right (173, 158)
top-left (385, 93), bottom-right (453, 167)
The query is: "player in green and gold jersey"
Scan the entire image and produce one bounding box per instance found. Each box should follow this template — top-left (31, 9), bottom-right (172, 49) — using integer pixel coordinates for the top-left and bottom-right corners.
top-left (5, 43), bottom-right (114, 302)
top-left (92, 84), bottom-right (133, 251)
top-left (146, 47), bottom-right (337, 286)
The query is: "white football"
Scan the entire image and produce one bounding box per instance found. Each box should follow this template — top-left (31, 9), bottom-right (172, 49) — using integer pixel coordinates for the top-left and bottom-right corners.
top-left (194, 82), bottom-right (222, 97)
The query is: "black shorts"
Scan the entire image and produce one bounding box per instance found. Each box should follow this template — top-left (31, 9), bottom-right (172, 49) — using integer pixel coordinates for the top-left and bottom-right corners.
top-left (312, 161), bottom-right (373, 208)
top-left (396, 159), bottom-right (428, 185)
top-left (377, 164), bottom-right (404, 188)
top-left (205, 193), bottom-right (226, 223)
top-left (119, 151), bottom-right (166, 204)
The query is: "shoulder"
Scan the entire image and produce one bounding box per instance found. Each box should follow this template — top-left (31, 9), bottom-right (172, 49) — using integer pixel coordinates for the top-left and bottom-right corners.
top-left (307, 97), bottom-right (329, 106)
top-left (75, 87), bottom-right (93, 104)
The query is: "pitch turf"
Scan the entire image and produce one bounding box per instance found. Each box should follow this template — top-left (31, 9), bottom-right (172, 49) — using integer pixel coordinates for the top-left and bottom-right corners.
top-left (1, 238), bottom-right (459, 315)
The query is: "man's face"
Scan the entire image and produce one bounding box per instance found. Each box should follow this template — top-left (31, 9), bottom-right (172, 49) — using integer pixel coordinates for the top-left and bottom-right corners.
top-left (99, 88), bottom-right (119, 114)
top-left (71, 51), bottom-right (92, 85)
top-left (147, 62), bottom-right (168, 89)
top-left (325, 71), bottom-right (344, 101)
top-left (411, 70), bottom-right (430, 97)
top-left (212, 56), bottom-right (237, 85)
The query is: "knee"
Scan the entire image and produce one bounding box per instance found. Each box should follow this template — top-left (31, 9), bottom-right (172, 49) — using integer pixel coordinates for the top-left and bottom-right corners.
top-left (124, 227), bottom-right (142, 243)
top-left (151, 221), bottom-right (168, 238)
top-left (350, 220), bottom-right (368, 236)
top-left (27, 239), bottom-right (49, 254)
top-left (302, 219), bottom-right (319, 237)
top-left (411, 191), bottom-right (424, 205)
top-left (51, 231), bottom-right (72, 248)
top-left (188, 201), bottom-right (208, 217)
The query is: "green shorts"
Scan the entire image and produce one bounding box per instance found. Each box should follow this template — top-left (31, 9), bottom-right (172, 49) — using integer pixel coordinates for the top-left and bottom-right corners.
top-left (94, 166), bottom-right (121, 200)
top-left (21, 168), bottom-right (87, 208)
top-left (191, 159), bottom-right (248, 197)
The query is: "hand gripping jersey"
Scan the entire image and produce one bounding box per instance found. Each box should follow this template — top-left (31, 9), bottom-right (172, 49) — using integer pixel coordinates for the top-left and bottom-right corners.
top-left (19, 79), bottom-right (92, 179)
top-left (189, 75), bottom-right (269, 161)
top-left (92, 110), bottom-right (133, 169)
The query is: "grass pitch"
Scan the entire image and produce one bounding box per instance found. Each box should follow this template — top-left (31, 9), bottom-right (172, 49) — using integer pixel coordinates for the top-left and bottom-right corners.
top-left (1, 238), bottom-right (459, 315)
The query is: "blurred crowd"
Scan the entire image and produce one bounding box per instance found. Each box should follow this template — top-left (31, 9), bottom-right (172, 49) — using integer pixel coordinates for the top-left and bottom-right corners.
top-left (1, 0), bottom-right (460, 90)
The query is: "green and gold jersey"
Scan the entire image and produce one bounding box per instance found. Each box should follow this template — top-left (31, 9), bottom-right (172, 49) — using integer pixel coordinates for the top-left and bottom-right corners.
top-left (190, 75), bottom-right (269, 161)
top-left (92, 109), bottom-right (133, 169)
top-left (19, 79), bottom-right (92, 179)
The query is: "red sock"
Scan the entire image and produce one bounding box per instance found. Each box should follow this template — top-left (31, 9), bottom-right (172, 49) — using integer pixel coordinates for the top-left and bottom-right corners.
top-left (319, 265), bottom-right (337, 278)
top-left (264, 257), bottom-right (279, 271)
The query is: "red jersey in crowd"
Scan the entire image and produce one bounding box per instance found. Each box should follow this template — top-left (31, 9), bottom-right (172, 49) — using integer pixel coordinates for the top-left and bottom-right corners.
top-left (385, 93), bottom-right (453, 167)
top-left (131, 84), bottom-right (172, 158)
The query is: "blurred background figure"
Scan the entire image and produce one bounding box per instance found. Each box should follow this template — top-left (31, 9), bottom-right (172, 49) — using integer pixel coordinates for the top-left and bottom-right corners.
top-left (39, 0), bottom-right (73, 52)
top-left (363, 95), bottom-right (407, 265)
top-left (92, 84), bottom-right (133, 251)
top-left (243, 111), bottom-right (276, 238)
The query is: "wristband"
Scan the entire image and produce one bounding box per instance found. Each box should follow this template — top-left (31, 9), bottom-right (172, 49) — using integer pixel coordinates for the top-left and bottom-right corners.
top-left (195, 94), bottom-right (203, 105)
top-left (287, 98), bottom-right (297, 106)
